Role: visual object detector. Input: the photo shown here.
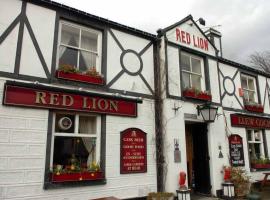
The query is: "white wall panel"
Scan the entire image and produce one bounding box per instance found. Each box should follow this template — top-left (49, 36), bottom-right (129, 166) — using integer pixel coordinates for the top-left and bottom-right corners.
top-left (0, 24), bottom-right (19, 73)
top-left (167, 46), bottom-right (181, 96)
top-left (208, 59), bottom-right (220, 103)
top-left (26, 3), bottom-right (56, 73)
top-left (0, 0), bottom-right (22, 35)
top-left (19, 28), bottom-right (46, 78)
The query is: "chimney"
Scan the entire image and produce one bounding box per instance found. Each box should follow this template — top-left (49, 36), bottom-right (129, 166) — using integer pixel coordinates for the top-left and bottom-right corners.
top-left (205, 28), bottom-right (222, 57)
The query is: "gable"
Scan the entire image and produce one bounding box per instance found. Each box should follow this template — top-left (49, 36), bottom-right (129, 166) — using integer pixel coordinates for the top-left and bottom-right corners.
top-left (165, 19), bottom-right (216, 56)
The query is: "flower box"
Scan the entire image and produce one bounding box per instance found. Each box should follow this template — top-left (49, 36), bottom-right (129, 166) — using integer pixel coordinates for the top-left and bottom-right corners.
top-left (251, 163), bottom-right (270, 169)
top-left (183, 89), bottom-right (212, 101)
top-left (56, 70), bottom-right (104, 85)
top-left (244, 104), bottom-right (264, 113)
top-left (51, 171), bottom-right (104, 183)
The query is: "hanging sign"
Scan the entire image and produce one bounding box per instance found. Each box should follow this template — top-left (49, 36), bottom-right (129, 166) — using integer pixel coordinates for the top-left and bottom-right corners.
top-left (231, 114), bottom-right (270, 129)
top-left (120, 128), bottom-right (147, 174)
top-left (229, 134), bottom-right (245, 166)
top-left (3, 82), bottom-right (139, 117)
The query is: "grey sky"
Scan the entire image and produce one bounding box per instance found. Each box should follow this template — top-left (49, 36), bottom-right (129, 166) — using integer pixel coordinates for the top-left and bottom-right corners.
top-left (54, 0), bottom-right (270, 66)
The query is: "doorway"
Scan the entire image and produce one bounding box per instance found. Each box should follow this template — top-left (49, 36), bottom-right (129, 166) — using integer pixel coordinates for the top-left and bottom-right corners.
top-left (185, 122), bottom-right (211, 194)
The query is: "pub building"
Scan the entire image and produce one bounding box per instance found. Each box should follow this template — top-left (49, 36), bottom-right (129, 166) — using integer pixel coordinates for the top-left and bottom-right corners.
top-left (1, 0), bottom-right (270, 200)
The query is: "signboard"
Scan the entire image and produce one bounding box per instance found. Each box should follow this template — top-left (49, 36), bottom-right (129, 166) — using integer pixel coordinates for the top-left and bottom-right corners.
top-left (231, 114), bottom-right (270, 129)
top-left (229, 134), bottom-right (245, 166)
top-left (120, 128), bottom-right (147, 174)
top-left (3, 82), bottom-right (138, 117)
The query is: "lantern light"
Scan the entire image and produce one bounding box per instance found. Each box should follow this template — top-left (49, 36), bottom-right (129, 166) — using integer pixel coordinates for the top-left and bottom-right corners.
top-left (176, 189), bottom-right (191, 200)
top-left (197, 103), bottom-right (218, 123)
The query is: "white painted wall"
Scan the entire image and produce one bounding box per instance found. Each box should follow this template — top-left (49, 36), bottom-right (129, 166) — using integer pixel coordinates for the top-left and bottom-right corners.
top-left (208, 59), bottom-right (220, 103)
top-left (167, 45), bottom-right (181, 96)
top-left (166, 19), bottom-right (216, 56)
top-left (0, 0), bottom-right (22, 73)
top-left (19, 2), bottom-right (56, 78)
top-left (0, 78), bottom-right (157, 200)
top-left (107, 29), bottom-right (155, 95)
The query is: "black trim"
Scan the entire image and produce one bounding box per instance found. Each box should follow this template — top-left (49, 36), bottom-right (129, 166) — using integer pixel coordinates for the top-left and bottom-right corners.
top-left (102, 26), bottom-right (108, 86)
top-left (5, 80), bottom-right (143, 103)
top-left (263, 130), bottom-right (268, 158)
top-left (0, 15), bottom-right (20, 45)
top-left (14, 1), bottom-right (26, 75)
top-left (100, 115), bottom-right (106, 178)
top-left (139, 41), bottom-right (153, 56)
top-left (204, 56), bottom-right (211, 92)
top-left (164, 36), bottom-right (170, 98)
top-left (139, 74), bottom-right (154, 95)
top-left (108, 28), bottom-right (125, 51)
top-left (120, 49), bottom-right (143, 76)
top-left (50, 12), bottom-right (60, 82)
top-left (106, 70), bottom-right (124, 88)
top-left (25, 0), bottom-right (156, 40)
top-left (24, 17), bottom-right (50, 78)
top-left (223, 76), bottom-right (235, 96)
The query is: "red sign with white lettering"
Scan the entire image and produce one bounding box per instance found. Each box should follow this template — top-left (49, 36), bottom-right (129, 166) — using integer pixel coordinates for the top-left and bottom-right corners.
top-left (120, 128), bottom-right (147, 174)
top-left (231, 114), bottom-right (270, 129)
top-left (3, 83), bottom-right (138, 117)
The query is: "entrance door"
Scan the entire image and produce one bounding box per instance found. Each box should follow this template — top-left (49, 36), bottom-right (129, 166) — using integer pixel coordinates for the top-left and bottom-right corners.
top-left (185, 123), bottom-right (211, 194)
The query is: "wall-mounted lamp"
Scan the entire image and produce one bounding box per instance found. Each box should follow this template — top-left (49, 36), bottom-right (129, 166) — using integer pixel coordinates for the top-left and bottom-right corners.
top-left (197, 103), bottom-right (218, 123)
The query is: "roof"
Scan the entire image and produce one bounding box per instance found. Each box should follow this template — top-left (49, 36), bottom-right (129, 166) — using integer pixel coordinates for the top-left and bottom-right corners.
top-left (26, 0), bottom-right (157, 40)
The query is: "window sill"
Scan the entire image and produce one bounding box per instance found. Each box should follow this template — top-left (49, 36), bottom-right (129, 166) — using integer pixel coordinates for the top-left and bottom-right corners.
top-left (244, 105), bottom-right (264, 113)
top-left (51, 171), bottom-right (104, 183)
top-left (44, 178), bottom-right (107, 189)
top-left (183, 90), bottom-right (212, 101)
top-left (56, 70), bottom-right (104, 85)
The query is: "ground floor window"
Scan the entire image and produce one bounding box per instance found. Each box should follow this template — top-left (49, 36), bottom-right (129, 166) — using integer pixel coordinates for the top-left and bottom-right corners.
top-left (247, 129), bottom-right (269, 170)
top-left (48, 112), bottom-right (105, 183)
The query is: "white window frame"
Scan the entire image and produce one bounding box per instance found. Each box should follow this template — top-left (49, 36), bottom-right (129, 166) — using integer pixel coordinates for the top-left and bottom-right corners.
top-left (247, 129), bottom-right (265, 160)
top-left (241, 74), bottom-right (258, 103)
top-left (57, 21), bottom-right (103, 72)
top-left (49, 112), bottom-right (101, 170)
top-left (181, 52), bottom-right (205, 91)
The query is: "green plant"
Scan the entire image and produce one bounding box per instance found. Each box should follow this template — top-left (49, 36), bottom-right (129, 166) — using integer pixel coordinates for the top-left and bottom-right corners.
top-left (88, 161), bottom-right (100, 172)
top-left (58, 64), bottom-right (78, 73)
top-left (230, 167), bottom-right (250, 197)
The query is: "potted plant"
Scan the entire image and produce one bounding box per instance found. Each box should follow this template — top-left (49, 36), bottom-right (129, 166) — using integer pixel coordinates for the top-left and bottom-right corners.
top-left (230, 167), bottom-right (250, 197)
top-left (56, 64), bottom-right (104, 85)
top-left (244, 101), bottom-right (264, 113)
top-left (182, 87), bottom-right (212, 101)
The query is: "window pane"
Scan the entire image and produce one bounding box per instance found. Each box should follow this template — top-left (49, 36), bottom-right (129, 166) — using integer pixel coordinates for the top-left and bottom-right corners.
top-left (254, 130), bottom-right (261, 141)
top-left (248, 78), bottom-right (255, 90)
top-left (59, 46), bottom-right (78, 67)
top-left (241, 77), bottom-right (247, 89)
top-left (181, 54), bottom-right (190, 71)
top-left (243, 90), bottom-right (249, 101)
top-left (79, 51), bottom-right (97, 72)
top-left (55, 113), bottom-right (75, 133)
top-left (248, 91), bottom-right (255, 102)
top-left (79, 116), bottom-right (97, 134)
top-left (81, 30), bottom-right (98, 52)
top-left (249, 143), bottom-right (261, 160)
top-left (191, 74), bottom-right (201, 90)
top-left (191, 58), bottom-right (201, 74)
top-left (53, 136), bottom-right (97, 169)
top-left (182, 72), bottom-right (191, 88)
top-left (247, 130), bottom-right (252, 141)
top-left (61, 24), bottom-right (79, 47)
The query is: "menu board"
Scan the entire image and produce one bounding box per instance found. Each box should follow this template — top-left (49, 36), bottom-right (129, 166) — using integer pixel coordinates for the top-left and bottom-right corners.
top-left (120, 128), bottom-right (147, 174)
top-left (229, 134), bottom-right (245, 166)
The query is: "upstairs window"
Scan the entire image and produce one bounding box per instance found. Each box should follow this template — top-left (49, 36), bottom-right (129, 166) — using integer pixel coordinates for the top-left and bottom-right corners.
top-left (58, 21), bottom-right (102, 74)
top-left (241, 74), bottom-right (257, 103)
top-left (181, 52), bottom-right (204, 91)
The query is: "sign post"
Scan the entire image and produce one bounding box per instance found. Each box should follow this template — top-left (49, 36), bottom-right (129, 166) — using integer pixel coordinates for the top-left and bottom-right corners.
top-left (229, 134), bottom-right (245, 166)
